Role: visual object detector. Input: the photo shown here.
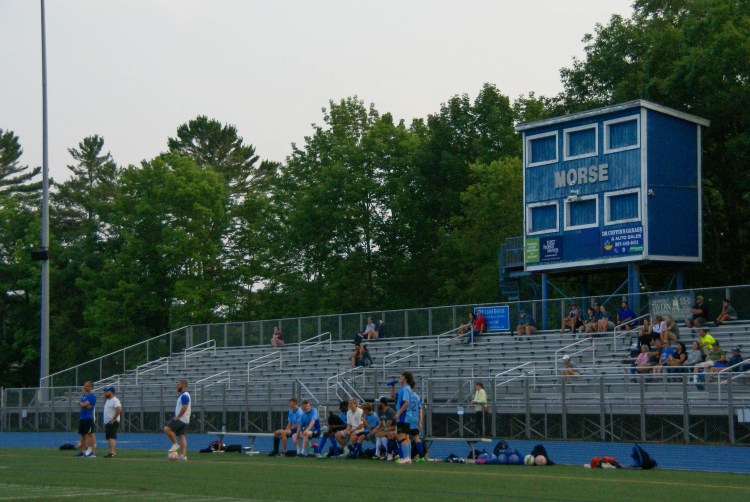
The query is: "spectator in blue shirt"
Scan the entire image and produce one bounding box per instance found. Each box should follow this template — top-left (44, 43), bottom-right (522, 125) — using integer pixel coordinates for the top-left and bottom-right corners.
top-left (296, 400), bottom-right (321, 456)
top-left (270, 397), bottom-right (302, 456)
top-left (516, 310), bottom-right (537, 338)
top-left (616, 301), bottom-right (636, 331)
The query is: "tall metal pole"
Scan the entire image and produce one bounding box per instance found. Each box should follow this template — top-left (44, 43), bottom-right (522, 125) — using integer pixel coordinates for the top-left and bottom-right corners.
top-left (39, 0), bottom-right (51, 387)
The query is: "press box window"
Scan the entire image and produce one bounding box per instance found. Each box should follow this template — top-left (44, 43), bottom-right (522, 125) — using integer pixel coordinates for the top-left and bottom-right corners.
top-left (605, 189), bottom-right (640, 224)
top-left (563, 124), bottom-right (597, 161)
top-left (527, 202), bottom-right (559, 235)
top-left (603, 116), bottom-right (640, 153)
top-left (526, 131), bottom-right (558, 167)
top-left (564, 195), bottom-right (598, 230)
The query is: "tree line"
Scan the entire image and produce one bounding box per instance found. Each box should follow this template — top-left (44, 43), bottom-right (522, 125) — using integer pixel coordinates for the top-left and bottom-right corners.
top-left (1, 0), bottom-right (748, 387)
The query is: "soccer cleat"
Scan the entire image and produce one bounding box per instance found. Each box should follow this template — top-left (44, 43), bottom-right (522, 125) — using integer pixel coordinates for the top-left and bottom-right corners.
top-left (415, 457), bottom-right (426, 463)
top-left (85, 452), bottom-right (96, 458)
top-left (104, 453), bottom-right (116, 458)
top-left (179, 455), bottom-right (188, 461)
top-left (169, 443), bottom-right (180, 453)
top-left (74, 452), bottom-right (86, 457)
top-left (396, 457), bottom-right (412, 464)
top-left (386, 454), bottom-right (394, 461)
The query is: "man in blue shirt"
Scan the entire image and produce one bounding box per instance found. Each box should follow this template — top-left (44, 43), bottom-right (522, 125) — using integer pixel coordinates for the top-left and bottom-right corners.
top-left (296, 400), bottom-right (321, 456)
top-left (270, 397), bottom-right (302, 456)
top-left (75, 381), bottom-right (97, 457)
top-left (616, 301), bottom-right (636, 331)
top-left (164, 379), bottom-right (191, 461)
top-left (352, 402), bottom-right (381, 458)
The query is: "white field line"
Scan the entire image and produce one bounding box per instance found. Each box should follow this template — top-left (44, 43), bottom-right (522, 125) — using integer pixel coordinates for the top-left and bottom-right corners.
top-left (0, 484), bottom-right (260, 501)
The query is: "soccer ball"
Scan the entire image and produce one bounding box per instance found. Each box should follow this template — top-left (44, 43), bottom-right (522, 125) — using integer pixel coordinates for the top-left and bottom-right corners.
top-left (524, 454), bottom-right (535, 465)
top-left (535, 455), bottom-right (547, 466)
top-left (508, 453), bottom-right (520, 465)
top-left (168, 450), bottom-right (179, 461)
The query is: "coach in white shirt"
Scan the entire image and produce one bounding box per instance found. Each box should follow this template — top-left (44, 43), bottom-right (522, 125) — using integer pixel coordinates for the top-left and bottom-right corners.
top-left (102, 386), bottom-right (122, 458)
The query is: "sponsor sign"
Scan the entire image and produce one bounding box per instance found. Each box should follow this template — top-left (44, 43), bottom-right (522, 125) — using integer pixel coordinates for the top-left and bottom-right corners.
top-left (474, 305), bottom-right (510, 331)
top-left (540, 236), bottom-right (563, 262)
top-left (601, 225), bottom-right (644, 255)
top-left (648, 291), bottom-right (695, 322)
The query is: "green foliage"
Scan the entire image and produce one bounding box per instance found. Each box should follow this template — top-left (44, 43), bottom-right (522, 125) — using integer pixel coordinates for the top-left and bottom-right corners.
top-left (0, 129), bottom-right (41, 205)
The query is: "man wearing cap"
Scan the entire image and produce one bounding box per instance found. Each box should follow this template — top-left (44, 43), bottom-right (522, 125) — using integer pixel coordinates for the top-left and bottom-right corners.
top-left (102, 386), bottom-right (122, 458)
top-left (686, 295), bottom-right (709, 328)
top-left (715, 298), bottom-right (738, 326)
top-left (515, 309), bottom-right (537, 338)
top-left (560, 355), bottom-right (579, 378)
top-left (728, 347), bottom-right (747, 372)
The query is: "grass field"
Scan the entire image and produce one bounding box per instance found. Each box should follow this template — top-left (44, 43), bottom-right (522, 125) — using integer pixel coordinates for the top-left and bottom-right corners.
top-left (1, 448), bottom-right (749, 501)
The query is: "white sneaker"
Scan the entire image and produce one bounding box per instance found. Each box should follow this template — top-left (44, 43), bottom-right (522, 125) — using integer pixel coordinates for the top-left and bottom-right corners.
top-left (343, 446), bottom-right (350, 456)
top-left (179, 455), bottom-right (188, 461)
top-left (169, 443), bottom-right (180, 452)
top-left (396, 457), bottom-right (412, 465)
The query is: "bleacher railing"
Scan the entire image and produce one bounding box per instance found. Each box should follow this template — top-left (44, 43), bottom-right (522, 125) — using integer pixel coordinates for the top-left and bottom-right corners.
top-left (382, 344), bottom-right (421, 379)
top-left (298, 332), bottom-right (332, 363)
top-left (246, 352), bottom-right (282, 382)
top-left (184, 339), bottom-right (216, 366)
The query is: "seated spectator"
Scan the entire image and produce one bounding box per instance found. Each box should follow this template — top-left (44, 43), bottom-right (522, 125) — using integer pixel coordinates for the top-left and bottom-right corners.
top-left (357, 344), bottom-right (374, 367)
top-left (271, 325), bottom-right (284, 348)
top-left (295, 399), bottom-right (321, 456)
top-left (685, 295), bottom-right (709, 328)
top-left (647, 339), bottom-right (663, 369)
top-left (661, 315), bottom-right (679, 343)
top-left (363, 317), bottom-right (379, 340)
top-left (653, 340), bottom-right (676, 375)
top-left (692, 340), bottom-right (726, 383)
top-left (465, 310), bottom-right (487, 346)
top-left (596, 305), bottom-right (615, 333)
top-left (715, 298), bottom-right (737, 326)
top-left (637, 318), bottom-right (654, 348)
top-left (515, 309), bottom-right (537, 338)
top-left (665, 342), bottom-right (688, 373)
top-left (335, 398), bottom-right (363, 457)
top-left (560, 354), bottom-right (579, 378)
top-left (684, 341), bottom-right (704, 370)
top-left (616, 301), bottom-right (636, 331)
top-left (352, 402), bottom-right (381, 458)
top-left (728, 347), bottom-right (748, 372)
top-left (561, 303), bottom-right (582, 334)
top-left (456, 312), bottom-right (475, 336)
top-left (375, 319), bottom-right (386, 338)
top-left (349, 345), bottom-right (364, 368)
top-left (631, 345), bottom-right (653, 375)
top-left (697, 328), bottom-right (716, 356)
top-left (315, 401), bottom-right (348, 458)
top-left (652, 316), bottom-right (665, 342)
top-left (580, 307), bottom-right (598, 336)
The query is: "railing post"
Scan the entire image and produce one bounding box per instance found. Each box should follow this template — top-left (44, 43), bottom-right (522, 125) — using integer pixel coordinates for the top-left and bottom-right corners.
top-left (599, 376), bottom-right (605, 441)
top-left (260, 323), bottom-right (264, 347)
top-left (524, 374), bottom-right (531, 439)
top-left (224, 324), bottom-right (228, 348)
top-left (682, 374), bottom-right (690, 444)
top-left (200, 384), bottom-right (205, 433)
top-left (297, 318), bottom-right (302, 345)
top-left (491, 378), bottom-right (497, 438)
top-left (428, 308), bottom-right (433, 337)
top-left (728, 377), bottom-right (735, 444)
top-left (404, 311), bottom-right (409, 338)
top-left (639, 375), bottom-right (647, 442)
top-left (560, 376), bottom-right (567, 440)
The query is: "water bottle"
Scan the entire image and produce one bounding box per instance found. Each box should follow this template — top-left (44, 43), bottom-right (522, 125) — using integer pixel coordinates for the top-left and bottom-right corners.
top-left (457, 406), bottom-right (464, 416)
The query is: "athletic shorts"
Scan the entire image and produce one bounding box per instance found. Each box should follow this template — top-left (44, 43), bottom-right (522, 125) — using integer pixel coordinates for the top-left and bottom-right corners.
top-left (167, 419), bottom-right (187, 436)
top-left (304, 430), bottom-right (321, 438)
top-left (409, 428), bottom-right (420, 437)
top-left (105, 422), bottom-right (119, 440)
top-left (396, 422), bottom-right (409, 434)
top-left (78, 419), bottom-right (95, 435)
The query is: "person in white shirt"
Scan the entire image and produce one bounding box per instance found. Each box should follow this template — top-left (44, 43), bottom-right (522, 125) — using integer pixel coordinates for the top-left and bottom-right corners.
top-left (102, 386), bottom-right (122, 458)
top-left (164, 379), bottom-right (191, 461)
top-left (335, 398), bottom-right (363, 456)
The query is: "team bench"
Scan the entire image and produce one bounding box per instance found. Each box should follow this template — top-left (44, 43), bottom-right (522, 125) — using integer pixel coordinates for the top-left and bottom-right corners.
top-left (423, 437), bottom-right (493, 459)
top-left (215, 432), bottom-right (275, 455)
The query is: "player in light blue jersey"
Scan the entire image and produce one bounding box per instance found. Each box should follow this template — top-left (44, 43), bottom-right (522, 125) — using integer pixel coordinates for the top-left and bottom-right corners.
top-left (296, 399), bottom-right (321, 456)
top-left (408, 385), bottom-right (426, 461)
top-left (391, 371), bottom-right (415, 465)
top-left (270, 397), bottom-right (302, 456)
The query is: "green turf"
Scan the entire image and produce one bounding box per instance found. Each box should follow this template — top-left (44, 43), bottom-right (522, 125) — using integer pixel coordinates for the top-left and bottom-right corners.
top-left (1, 448), bottom-right (749, 501)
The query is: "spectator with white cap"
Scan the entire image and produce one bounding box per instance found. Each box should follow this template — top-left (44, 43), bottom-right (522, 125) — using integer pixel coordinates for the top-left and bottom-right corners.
top-left (560, 355), bottom-right (579, 378)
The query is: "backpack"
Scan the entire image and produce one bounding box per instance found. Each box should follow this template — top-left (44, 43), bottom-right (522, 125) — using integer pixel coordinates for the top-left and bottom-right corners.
top-left (466, 448), bottom-right (486, 460)
top-left (59, 443), bottom-right (76, 450)
top-left (224, 444), bottom-right (242, 453)
top-left (493, 440), bottom-right (509, 456)
top-left (530, 444), bottom-right (555, 465)
top-left (631, 443), bottom-right (657, 469)
top-left (590, 456), bottom-right (622, 468)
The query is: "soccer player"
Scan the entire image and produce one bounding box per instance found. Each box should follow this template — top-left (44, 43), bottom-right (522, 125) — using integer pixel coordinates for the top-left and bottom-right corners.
top-left (315, 401), bottom-right (348, 458)
top-left (270, 397), bottom-right (303, 456)
top-left (392, 371), bottom-right (414, 464)
top-left (75, 381), bottom-right (97, 457)
top-left (296, 399), bottom-right (321, 456)
top-left (336, 398), bottom-right (363, 457)
top-left (164, 379), bottom-right (191, 461)
top-left (375, 397), bottom-right (396, 460)
top-left (409, 384), bottom-right (426, 462)
top-left (102, 386), bottom-right (122, 458)
top-left (352, 402), bottom-right (381, 458)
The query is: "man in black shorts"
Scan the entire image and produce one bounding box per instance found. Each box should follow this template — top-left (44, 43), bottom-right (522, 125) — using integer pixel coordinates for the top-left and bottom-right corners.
top-left (102, 386), bottom-right (122, 458)
top-left (76, 381), bottom-right (97, 457)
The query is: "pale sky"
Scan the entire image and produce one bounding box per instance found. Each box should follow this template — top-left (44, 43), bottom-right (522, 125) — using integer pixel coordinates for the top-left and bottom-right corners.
top-left (1, 0), bottom-right (634, 183)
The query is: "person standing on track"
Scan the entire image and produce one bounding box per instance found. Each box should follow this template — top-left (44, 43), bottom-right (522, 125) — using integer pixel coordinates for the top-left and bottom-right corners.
top-left (164, 379), bottom-right (191, 461)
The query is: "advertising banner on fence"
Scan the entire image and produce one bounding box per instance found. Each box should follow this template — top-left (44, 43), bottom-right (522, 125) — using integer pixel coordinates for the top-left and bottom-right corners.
top-left (474, 305), bottom-right (510, 331)
top-left (648, 291), bottom-right (695, 322)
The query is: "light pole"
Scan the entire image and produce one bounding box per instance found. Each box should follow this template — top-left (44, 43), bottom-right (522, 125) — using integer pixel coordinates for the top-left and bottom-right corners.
top-left (39, 0), bottom-right (51, 388)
